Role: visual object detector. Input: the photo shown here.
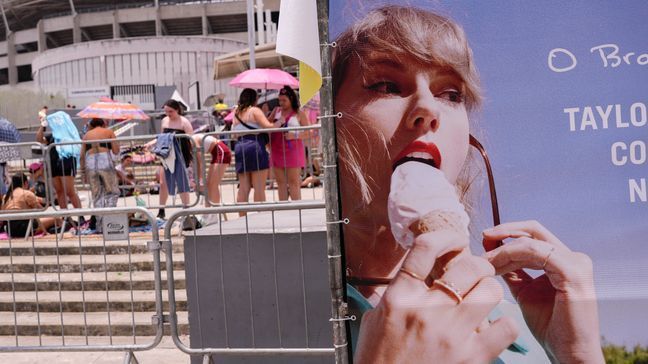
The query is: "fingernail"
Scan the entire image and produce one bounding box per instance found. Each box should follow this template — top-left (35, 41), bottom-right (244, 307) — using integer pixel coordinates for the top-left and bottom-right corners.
top-left (483, 228), bottom-right (494, 235)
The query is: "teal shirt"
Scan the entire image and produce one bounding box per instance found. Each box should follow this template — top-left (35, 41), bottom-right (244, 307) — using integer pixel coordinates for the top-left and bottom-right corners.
top-left (346, 284), bottom-right (550, 363)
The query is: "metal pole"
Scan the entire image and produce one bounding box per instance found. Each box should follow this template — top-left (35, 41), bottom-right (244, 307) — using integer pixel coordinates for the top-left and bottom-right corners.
top-left (264, 9), bottom-right (271, 43)
top-left (68, 0), bottom-right (76, 15)
top-left (0, 1), bottom-right (11, 34)
top-left (246, 0), bottom-right (256, 69)
top-left (317, 0), bottom-right (350, 362)
top-left (255, 0), bottom-right (265, 46)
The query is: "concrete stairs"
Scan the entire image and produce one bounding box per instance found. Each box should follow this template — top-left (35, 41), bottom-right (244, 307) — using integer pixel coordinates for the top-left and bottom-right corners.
top-left (0, 238), bottom-right (189, 345)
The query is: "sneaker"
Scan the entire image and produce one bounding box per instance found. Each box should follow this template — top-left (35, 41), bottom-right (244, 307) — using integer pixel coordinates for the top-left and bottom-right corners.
top-left (201, 214), bottom-right (220, 227)
top-left (157, 208), bottom-right (166, 220)
top-left (182, 215), bottom-right (202, 231)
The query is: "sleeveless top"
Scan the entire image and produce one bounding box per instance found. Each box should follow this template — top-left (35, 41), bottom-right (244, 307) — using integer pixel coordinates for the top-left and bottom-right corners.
top-left (232, 116), bottom-right (263, 131)
top-left (270, 110), bottom-right (305, 168)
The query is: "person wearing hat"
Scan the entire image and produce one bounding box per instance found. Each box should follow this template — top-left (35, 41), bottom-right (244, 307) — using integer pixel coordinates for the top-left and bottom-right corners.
top-left (214, 98), bottom-right (229, 112)
top-left (28, 162), bottom-right (47, 199)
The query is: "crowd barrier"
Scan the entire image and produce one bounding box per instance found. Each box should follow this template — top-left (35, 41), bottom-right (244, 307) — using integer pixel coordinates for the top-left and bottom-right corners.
top-left (198, 125), bottom-right (323, 206)
top-left (6, 126), bottom-right (323, 216)
top-left (43, 134), bottom-right (201, 211)
top-left (0, 201), bottom-right (337, 363)
top-left (162, 202), bottom-right (334, 363)
top-left (0, 207), bottom-right (164, 363)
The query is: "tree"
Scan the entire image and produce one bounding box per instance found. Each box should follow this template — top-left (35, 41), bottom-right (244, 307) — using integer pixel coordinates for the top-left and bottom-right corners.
top-left (602, 339), bottom-right (648, 364)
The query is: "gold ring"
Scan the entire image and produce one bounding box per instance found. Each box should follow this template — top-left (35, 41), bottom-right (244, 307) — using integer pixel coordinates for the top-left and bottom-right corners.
top-left (542, 246), bottom-right (555, 269)
top-left (399, 267), bottom-right (427, 282)
top-left (432, 279), bottom-right (463, 304)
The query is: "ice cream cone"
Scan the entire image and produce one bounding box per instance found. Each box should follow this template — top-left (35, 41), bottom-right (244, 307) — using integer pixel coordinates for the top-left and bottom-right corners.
top-left (388, 161), bottom-right (470, 249)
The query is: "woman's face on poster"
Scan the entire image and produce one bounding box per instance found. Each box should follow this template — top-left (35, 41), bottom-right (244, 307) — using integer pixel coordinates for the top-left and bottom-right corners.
top-left (336, 52), bottom-right (471, 198)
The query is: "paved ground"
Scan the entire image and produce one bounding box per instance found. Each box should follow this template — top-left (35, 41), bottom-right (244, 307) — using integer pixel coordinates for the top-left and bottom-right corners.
top-left (0, 336), bottom-right (192, 363)
top-left (78, 183), bottom-right (324, 221)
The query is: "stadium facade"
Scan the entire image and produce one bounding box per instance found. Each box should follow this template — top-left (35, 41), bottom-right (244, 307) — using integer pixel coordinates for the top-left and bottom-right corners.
top-left (0, 0), bottom-right (280, 116)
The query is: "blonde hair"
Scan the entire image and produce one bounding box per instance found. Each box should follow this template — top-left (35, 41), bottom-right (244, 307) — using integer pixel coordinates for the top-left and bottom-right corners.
top-left (333, 5), bottom-right (482, 206)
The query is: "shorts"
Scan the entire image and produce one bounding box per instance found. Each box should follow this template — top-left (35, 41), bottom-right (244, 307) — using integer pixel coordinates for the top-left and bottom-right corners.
top-left (210, 141), bottom-right (232, 164)
top-left (52, 156), bottom-right (77, 177)
top-left (8, 219), bottom-right (39, 238)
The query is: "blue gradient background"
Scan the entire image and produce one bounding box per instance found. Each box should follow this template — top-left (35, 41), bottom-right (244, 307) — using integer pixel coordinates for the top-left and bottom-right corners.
top-left (331, 0), bottom-right (648, 346)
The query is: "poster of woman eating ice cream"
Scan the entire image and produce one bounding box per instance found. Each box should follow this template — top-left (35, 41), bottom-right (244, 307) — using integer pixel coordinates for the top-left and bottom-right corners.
top-left (330, 0), bottom-right (647, 362)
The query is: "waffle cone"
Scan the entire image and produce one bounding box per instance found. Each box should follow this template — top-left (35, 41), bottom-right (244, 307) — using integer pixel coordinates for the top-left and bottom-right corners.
top-left (408, 210), bottom-right (466, 237)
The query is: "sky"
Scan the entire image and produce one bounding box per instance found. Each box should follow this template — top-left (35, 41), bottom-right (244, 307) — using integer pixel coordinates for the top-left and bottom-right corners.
top-left (330, 0), bottom-right (648, 346)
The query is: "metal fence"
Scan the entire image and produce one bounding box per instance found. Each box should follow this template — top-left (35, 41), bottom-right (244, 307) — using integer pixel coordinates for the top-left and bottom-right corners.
top-left (0, 2), bottom-right (346, 361)
top-left (196, 125), bottom-right (323, 207)
top-left (0, 207), bottom-right (164, 362)
top-left (42, 134), bottom-right (202, 212)
top-left (20, 125), bottom-right (324, 218)
top-left (0, 200), bottom-right (338, 362)
top-left (162, 202), bottom-right (334, 363)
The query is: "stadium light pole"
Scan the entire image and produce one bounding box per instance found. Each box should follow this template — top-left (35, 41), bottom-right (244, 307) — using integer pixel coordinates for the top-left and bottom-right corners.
top-left (246, 0), bottom-right (256, 69)
top-left (255, 0), bottom-right (264, 46)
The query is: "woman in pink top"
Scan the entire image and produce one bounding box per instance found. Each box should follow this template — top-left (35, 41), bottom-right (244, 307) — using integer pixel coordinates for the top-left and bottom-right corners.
top-left (269, 86), bottom-right (310, 201)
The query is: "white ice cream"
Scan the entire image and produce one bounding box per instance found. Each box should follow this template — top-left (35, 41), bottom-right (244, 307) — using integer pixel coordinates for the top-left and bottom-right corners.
top-left (388, 161), bottom-right (470, 249)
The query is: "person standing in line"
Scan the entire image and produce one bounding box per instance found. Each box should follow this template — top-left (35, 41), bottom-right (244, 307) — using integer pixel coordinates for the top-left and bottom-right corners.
top-left (36, 111), bottom-right (83, 220)
top-left (268, 86), bottom-right (310, 201)
top-left (154, 99), bottom-right (194, 220)
top-left (232, 88), bottom-right (277, 214)
top-left (80, 118), bottom-right (120, 232)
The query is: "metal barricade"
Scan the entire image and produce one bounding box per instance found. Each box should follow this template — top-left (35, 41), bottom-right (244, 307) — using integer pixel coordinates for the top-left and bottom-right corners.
top-left (0, 142), bottom-right (50, 213)
top-left (43, 134), bottom-right (201, 212)
top-left (163, 202), bottom-right (334, 362)
top-left (0, 207), bottom-right (164, 362)
top-left (197, 125), bottom-right (324, 208)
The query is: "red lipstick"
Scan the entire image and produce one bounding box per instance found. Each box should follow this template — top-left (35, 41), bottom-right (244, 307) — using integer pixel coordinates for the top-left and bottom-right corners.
top-left (393, 141), bottom-right (442, 170)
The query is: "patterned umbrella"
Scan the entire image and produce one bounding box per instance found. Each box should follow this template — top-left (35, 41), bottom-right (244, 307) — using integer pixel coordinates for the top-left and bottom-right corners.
top-left (0, 117), bottom-right (20, 143)
top-left (0, 117), bottom-right (21, 163)
top-left (77, 101), bottom-right (150, 120)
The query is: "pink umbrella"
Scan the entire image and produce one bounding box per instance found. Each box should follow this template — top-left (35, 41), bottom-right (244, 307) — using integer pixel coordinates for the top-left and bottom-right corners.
top-left (224, 109), bottom-right (235, 122)
top-left (229, 68), bottom-right (299, 90)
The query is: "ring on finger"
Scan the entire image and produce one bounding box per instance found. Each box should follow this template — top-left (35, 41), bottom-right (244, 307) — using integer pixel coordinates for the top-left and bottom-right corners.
top-left (542, 246), bottom-right (555, 269)
top-left (431, 278), bottom-right (463, 304)
top-left (399, 267), bottom-right (427, 282)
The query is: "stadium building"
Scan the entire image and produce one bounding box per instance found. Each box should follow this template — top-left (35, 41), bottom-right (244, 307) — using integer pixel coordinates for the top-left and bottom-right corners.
top-left (0, 0), bottom-right (288, 127)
